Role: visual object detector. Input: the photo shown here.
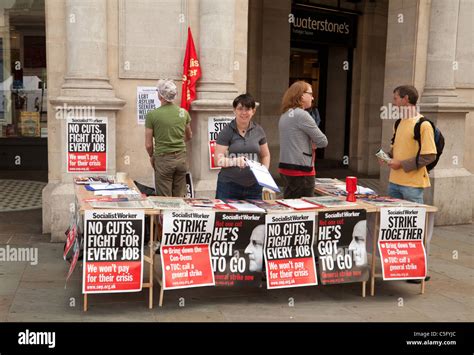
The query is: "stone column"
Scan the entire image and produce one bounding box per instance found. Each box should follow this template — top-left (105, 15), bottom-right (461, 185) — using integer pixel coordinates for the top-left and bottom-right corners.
top-left (190, 0), bottom-right (240, 196)
top-left (196, 0), bottom-right (239, 100)
top-left (419, 0), bottom-right (474, 225)
top-left (44, 0), bottom-right (125, 241)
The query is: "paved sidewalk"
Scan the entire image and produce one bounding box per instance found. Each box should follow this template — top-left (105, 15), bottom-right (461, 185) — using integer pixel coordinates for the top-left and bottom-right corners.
top-left (0, 209), bottom-right (472, 322)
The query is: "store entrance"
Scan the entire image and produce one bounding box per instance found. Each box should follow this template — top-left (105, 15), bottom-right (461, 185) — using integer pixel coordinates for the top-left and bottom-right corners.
top-left (290, 44), bottom-right (353, 170)
top-left (289, 47), bottom-right (328, 159)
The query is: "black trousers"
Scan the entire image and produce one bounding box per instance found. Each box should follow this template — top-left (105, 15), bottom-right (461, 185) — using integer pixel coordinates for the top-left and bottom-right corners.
top-left (280, 174), bottom-right (315, 199)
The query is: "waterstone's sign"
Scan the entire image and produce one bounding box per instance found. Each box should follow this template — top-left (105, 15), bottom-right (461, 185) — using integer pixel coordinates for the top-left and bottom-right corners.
top-left (291, 5), bottom-right (358, 48)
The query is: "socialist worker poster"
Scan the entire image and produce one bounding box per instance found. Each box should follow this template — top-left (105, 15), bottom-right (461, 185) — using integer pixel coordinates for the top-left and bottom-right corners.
top-left (378, 207), bottom-right (427, 280)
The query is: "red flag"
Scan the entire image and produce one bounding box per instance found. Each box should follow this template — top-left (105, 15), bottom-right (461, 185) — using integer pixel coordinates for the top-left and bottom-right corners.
top-left (181, 27), bottom-right (202, 111)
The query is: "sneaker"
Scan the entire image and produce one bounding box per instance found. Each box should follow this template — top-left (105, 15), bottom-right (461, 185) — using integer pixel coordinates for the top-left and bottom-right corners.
top-left (406, 276), bottom-right (431, 284)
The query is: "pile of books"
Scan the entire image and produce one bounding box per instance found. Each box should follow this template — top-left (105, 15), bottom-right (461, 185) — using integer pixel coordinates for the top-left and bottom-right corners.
top-left (74, 176), bottom-right (115, 185)
top-left (359, 196), bottom-right (419, 207)
top-left (303, 196), bottom-right (357, 208)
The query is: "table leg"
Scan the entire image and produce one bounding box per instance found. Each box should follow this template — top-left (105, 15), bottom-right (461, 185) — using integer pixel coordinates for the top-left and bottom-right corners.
top-left (362, 281), bottom-right (366, 298)
top-left (370, 213), bottom-right (379, 296)
top-left (149, 215), bottom-right (154, 309)
top-left (420, 213), bottom-right (430, 295)
top-left (84, 294), bottom-right (88, 312)
top-left (159, 287), bottom-right (164, 307)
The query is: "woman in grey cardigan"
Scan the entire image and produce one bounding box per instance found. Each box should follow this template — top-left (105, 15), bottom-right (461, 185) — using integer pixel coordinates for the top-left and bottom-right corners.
top-left (278, 81), bottom-right (328, 198)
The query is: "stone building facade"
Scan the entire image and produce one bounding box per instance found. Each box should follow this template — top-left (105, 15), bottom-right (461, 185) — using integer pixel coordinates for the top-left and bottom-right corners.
top-left (39, 0), bottom-right (473, 241)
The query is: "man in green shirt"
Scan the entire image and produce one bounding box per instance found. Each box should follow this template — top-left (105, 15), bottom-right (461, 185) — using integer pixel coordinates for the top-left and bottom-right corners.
top-left (145, 79), bottom-right (192, 196)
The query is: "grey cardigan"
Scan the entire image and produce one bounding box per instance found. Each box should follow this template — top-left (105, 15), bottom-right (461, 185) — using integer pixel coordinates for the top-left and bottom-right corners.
top-left (279, 108), bottom-right (328, 171)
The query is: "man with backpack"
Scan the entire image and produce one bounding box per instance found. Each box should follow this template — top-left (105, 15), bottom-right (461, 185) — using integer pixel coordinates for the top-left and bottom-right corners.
top-left (381, 85), bottom-right (441, 284)
top-left (384, 85), bottom-right (438, 204)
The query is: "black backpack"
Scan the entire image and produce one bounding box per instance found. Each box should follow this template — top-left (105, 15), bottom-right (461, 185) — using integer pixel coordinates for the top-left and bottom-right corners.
top-left (391, 116), bottom-right (445, 171)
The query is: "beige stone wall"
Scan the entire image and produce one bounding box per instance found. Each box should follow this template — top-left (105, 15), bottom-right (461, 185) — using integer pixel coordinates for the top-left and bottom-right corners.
top-left (107, 0), bottom-right (248, 187)
top-left (455, 0), bottom-right (474, 175)
top-left (379, 0), bottom-right (430, 193)
top-left (349, 0), bottom-right (388, 177)
top-left (45, 0), bottom-right (67, 183)
top-left (247, 0), bottom-right (292, 176)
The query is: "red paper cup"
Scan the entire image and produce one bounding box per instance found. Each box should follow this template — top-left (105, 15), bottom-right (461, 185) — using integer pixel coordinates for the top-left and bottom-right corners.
top-left (346, 176), bottom-right (357, 193)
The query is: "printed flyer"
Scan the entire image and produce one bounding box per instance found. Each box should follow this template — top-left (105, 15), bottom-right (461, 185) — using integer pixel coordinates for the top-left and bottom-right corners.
top-left (265, 212), bottom-right (317, 289)
top-left (208, 116), bottom-right (233, 169)
top-left (378, 207), bottom-right (427, 280)
top-left (67, 117), bottom-right (107, 172)
top-left (83, 210), bottom-right (144, 293)
top-left (316, 209), bottom-right (369, 285)
top-left (212, 212), bottom-right (265, 287)
top-left (161, 210), bottom-right (215, 290)
top-left (136, 86), bottom-right (160, 125)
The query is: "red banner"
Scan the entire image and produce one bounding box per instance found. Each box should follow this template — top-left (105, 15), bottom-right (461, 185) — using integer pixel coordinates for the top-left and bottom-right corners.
top-left (180, 27), bottom-right (201, 111)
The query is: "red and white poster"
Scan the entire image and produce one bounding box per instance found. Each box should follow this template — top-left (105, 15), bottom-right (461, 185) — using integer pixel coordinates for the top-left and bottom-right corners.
top-left (67, 117), bottom-right (107, 172)
top-left (161, 210), bottom-right (215, 290)
top-left (83, 210), bottom-right (144, 293)
top-left (378, 207), bottom-right (427, 280)
top-left (264, 213), bottom-right (317, 289)
top-left (208, 116), bottom-right (233, 169)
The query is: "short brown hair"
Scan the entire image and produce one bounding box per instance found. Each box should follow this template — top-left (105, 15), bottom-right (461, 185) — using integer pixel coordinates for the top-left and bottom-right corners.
top-left (280, 81), bottom-right (310, 114)
top-left (394, 85), bottom-right (419, 105)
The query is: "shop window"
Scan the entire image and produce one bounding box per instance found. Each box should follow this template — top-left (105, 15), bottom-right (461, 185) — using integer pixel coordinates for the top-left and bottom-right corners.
top-left (0, 0), bottom-right (46, 139)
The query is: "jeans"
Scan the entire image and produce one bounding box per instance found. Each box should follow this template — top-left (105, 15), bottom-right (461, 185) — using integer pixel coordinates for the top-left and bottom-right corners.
top-left (216, 179), bottom-right (262, 200)
top-left (388, 182), bottom-right (424, 204)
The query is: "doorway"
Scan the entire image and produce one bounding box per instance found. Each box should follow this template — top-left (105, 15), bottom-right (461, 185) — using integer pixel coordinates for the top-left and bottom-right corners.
top-left (289, 46), bottom-right (328, 159)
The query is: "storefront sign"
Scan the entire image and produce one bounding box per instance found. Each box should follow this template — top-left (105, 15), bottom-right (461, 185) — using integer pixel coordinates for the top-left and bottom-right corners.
top-left (291, 5), bottom-right (358, 48)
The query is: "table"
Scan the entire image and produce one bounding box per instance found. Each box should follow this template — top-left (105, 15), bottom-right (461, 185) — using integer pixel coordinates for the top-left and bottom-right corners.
top-left (74, 180), bottom-right (437, 311)
top-left (314, 181), bottom-right (438, 296)
top-left (75, 178), bottom-right (159, 311)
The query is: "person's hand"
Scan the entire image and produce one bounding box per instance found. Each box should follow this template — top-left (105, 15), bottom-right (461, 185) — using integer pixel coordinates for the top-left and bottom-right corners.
top-left (235, 157), bottom-right (247, 169)
top-left (149, 156), bottom-right (155, 169)
top-left (388, 159), bottom-right (401, 170)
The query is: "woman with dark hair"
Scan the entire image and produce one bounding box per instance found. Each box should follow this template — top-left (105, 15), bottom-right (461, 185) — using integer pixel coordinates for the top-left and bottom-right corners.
top-left (279, 81), bottom-right (328, 198)
top-left (214, 94), bottom-right (270, 200)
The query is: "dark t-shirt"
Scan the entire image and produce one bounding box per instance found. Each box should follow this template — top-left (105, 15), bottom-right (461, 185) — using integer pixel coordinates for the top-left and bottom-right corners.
top-left (216, 119), bottom-right (267, 187)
